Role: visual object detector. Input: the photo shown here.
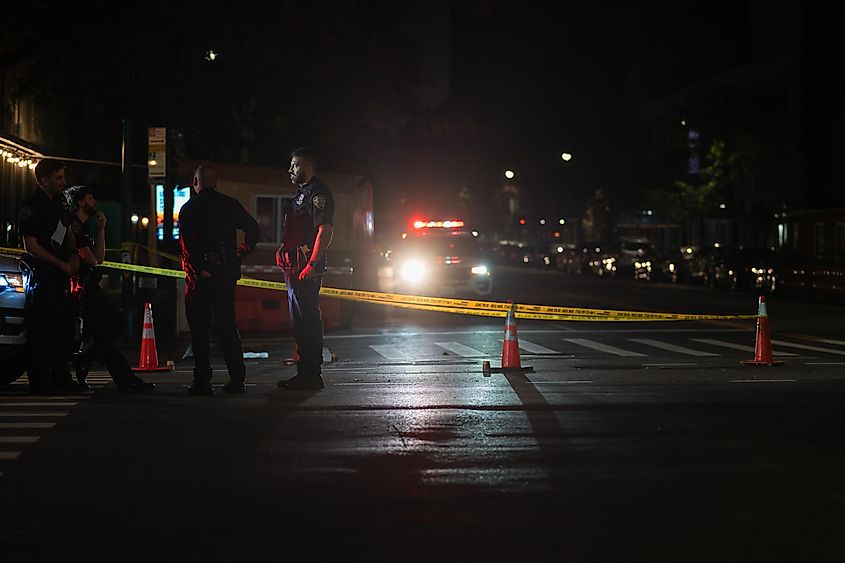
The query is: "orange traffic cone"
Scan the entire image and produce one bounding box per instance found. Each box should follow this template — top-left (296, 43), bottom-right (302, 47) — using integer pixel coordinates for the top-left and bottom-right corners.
top-left (741, 296), bottom-right (785, 367)
top-left (488, 302), bottom-right (533, 373)
top-left (132, 302), bottom-right (174, 372)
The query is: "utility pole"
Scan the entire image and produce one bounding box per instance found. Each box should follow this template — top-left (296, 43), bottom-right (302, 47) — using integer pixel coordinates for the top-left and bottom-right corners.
top-left (121, 118), bottom-right (132, 242)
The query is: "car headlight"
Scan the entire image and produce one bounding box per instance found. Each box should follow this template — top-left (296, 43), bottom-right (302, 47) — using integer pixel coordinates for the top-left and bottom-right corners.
top-left (400, 260), bottom-right (426, 283)
top-left (0, 273), bottom-right (23, 290)
top-left (471, 265), bottom-right (489, 276)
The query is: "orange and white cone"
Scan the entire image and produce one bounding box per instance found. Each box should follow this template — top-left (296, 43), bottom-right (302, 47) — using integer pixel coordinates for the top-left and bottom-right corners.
top-left (488, 302), bottom-right (533, 373)
top-left (741, 296), bottom-right (785, 367)
top-left (132, 302), bottom-right (174, 372)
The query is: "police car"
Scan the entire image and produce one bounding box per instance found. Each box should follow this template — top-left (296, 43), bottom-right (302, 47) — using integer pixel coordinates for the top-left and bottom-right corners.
top-left (0, 254), bottom-right (27, 385)
top-left (380, 219), bottom-right (493, 297)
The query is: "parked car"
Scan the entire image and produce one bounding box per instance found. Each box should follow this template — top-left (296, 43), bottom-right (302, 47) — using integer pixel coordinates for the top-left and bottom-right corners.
top-left (688, 244), bottom-right (739, 289)
top-left (582, 241), bottom-right (618, 277)
top-left (632, 246), bottom-right (662, 281)
top-left (655, 245), bottom-right (698, 284)
top-left (616, 237), bottom-right (656, 273)
top-left (732, 248), bottom-right (781, 293)
top-left (0, 254), bottom-right (27, 386)
top-left (553, 243), bottom-right (580, 273)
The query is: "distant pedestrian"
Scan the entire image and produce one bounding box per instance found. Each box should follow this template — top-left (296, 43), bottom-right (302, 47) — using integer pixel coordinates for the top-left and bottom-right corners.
top-left (65, 185), bottom-right (155, 392)
top-left (179, 165), bottom-right (260, 395)
top-left (17, 158), bottom-right (85, 394)
top-left (275, 147), bottom-right (334, 391)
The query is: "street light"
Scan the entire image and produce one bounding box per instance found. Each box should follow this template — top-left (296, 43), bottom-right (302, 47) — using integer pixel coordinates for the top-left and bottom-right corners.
top-left (504, 170), bottom-right (515, 179)
top-left (140, 216), bottom-right (150, 228)
top-left (130, 214), bottom-right (139, 225)
top-left (561, 152), bottom-right (572, 162)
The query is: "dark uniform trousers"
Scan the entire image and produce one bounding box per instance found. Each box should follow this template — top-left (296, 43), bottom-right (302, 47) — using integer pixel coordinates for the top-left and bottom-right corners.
top-left (23, 270), bottom-right (74, 387)
top-left (185, 277), bottom-right (246, 383)
top-left (284, 275), bottom-right (324, 377)
top-left (79, 283), bottom-right (134, 383)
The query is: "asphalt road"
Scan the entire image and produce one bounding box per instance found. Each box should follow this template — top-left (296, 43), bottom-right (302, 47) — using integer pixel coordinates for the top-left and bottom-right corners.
top-left (1, 267), bottom-right (844, 562)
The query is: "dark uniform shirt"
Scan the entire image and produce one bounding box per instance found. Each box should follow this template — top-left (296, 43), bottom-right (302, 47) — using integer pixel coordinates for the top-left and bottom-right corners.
top-left (282, 177), bottom-right (334, 272)
top-left (17, 188), bottom-right (73, 274)
top-left (69, 216), bottom-right (100, 288)
top-left (179, 188), bottom-right (260, 286)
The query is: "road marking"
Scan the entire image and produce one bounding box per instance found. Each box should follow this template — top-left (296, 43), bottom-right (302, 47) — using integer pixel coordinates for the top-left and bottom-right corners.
top-left (691, 339), bottom-right (797, 357)
top-left (771, 340), bottom-right (845, 356)
top-left (730, 379), bottom-right (797, 383)
top-left (643, 363), bottom-right (698, 367)
top-left (0, 403), bottom-right (76, 407)
top-left (0, 436), bottom-right (40, 444)
top-left (534, 380), bottom-right (593, 384)
top-left (369, 345), bottom-right (408, 361)
top-left (435, 342), bottom-right (486, 357)
top-left (0, 423), bottom-right (56, 429)
top-left (786, 335), bottom-right (845, 347)
top-left (562, 338), bottom-right (646, 357)
top-left (630, 338), bottom-right (719, 357)
top-left (0, 452), bottom-right (22, 460)
top-left (496, 339), bottom-right (561, 354)
top-left (323, 328), bottom-right (752, 340)
top-left (0, 412), bottom-right (68, 417)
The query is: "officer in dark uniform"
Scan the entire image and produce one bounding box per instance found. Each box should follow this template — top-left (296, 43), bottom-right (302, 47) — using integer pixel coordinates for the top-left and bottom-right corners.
top-left (17, 158), bottom-right (85, 395)
top-left (65, 185), bottom-right (155, 392)
top-left (275, 147), bottom-right (334, 391)
top-left (179, 165), bottom-right (260, 395)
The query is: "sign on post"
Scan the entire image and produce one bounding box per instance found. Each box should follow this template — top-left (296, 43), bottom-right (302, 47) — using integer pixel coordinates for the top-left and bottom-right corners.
top-left (148, 127), bottom-right (167, 178)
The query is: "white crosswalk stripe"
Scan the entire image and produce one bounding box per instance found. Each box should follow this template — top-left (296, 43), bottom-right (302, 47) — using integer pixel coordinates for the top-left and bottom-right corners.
top-left (629, 338), bottom-right (719, 357)
top-left (510, 339), bottom-right (561, 355)
top-left (0, 412), bottom-right (69, 417)
top-left (369, 345), bottom-right (409, 361)
top-left (0, 437), bottom-right (40, 444)
top-left (0, 403), bottom-right (76, 407)
top-left (798, 337), bottom-right (845, 347)
top-left (0, 422), bottom-right (56, 429)
top-left (691, 338), bottom-right (797, 357)
top-left (435, 342), bottom-right (485, 357)
top-left (771, 340), bottom-right (845, 356)
top-left (562, 338), bottom-right (646, 357)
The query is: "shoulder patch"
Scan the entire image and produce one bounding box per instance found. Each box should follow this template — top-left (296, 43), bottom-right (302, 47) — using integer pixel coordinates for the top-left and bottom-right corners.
top-left (312, 194), bottom-right (327, 209)
top-left (18, 206), bottom-right (33, 222)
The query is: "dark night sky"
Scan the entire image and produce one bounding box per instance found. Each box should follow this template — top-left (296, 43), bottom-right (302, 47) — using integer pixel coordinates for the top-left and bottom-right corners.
top-left (2, 0), bottom-right (764, 225)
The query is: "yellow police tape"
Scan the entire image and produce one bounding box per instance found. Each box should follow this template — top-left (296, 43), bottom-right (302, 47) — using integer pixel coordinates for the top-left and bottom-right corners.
top-left (0, 246), bottom-right (757, 321)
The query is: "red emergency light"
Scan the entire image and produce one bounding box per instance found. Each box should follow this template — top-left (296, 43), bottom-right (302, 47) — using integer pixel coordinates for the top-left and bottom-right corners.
top-left (412, 219), bottom-right (465, 229)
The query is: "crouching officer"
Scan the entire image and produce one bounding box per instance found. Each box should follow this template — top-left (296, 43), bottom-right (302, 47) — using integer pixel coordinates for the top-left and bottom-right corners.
top-left (179, 165), bottom-right (260, 395)
top-left (275, 147), bottom-right (334, 391)
top-left (65, 185), bottom-right (155, 392)
top-left (17, 159), bottom-right (85, 395)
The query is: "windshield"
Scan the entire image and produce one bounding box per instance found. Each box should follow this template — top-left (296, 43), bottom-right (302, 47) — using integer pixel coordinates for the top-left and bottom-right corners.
top-left (402, 236), bottom-right (483, 257)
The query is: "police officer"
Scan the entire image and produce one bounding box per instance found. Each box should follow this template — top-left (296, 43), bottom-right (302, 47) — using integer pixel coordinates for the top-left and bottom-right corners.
top-left (17, 159), bottom-right (85, 395)
top-left (275, 147), bottom-right (334, 391)
top-left (65, 185), bottom-right (155, 392)
top-left (179, 165), bottom-right (260, 395)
